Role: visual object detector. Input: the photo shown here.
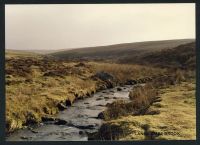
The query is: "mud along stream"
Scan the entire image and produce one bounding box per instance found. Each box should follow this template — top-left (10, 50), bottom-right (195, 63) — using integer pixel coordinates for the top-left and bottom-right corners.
top-left (6, 85), bottom-right (135, 141)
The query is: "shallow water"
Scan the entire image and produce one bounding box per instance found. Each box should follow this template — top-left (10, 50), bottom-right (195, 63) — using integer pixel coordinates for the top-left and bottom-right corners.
top-left (6, 85), bottom-right (133, 141)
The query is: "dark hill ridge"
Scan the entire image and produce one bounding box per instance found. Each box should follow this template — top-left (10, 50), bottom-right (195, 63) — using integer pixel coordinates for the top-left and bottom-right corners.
top-left (50, 39), bottom-right (194, 61)
top-left (140, 42), bottom-right (196, 69)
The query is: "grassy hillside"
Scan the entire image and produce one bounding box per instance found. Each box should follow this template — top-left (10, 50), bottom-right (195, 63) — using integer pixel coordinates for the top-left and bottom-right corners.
top-left (137, 42), bottom-right (196, 69)
top-left (50, 39), bottom-right (194, 61)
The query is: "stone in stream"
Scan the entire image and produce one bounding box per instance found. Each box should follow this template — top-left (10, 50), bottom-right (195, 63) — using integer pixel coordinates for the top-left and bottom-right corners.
top-left (79, 131), bottom-right (84, 135)
top-left (97, 112), bottom-right (105, 119)
top-left (96, 98), bottom-right (103, 101)
top-left (20, 136), bottom-right (31, 140)
top-left (105, 80), bottom-right (114, 89)
top-left (65, 100), bottom-right (72, 106)
top-left (57, 103), bottom-right (67, 111)
top-left (75, 124), bottom-right (95, 129)
top-left (77, 114), bottom-right (86, 118)
top-left (104, 96), bottom-right (109, 99)
top-left (125, 79), bottom-right (137, 85)
top-left (30, 129), bottom-right (38, 134)
top-left (86, 92), bottom-right (91, 97)
top-left (41, 116), bottom-right (57, 122)
top-left (96, 104), bottom-right (105, 107)
top-left (117, 87), bottom-right (122, 91)
top-left (54, 119), bottom-right (68, 125)
top-left (27, 126), bottom-right (38, 133)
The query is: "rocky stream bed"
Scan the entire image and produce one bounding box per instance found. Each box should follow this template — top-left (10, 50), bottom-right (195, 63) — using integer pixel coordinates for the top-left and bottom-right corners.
top-left (6, 85), bottom-right (135, 141)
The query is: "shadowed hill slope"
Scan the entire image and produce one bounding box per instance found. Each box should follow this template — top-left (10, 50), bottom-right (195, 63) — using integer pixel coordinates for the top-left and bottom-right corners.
top-left (139, 42), bottom-right (196, 69)
top-left (50, 39), bottom-right (194, 61)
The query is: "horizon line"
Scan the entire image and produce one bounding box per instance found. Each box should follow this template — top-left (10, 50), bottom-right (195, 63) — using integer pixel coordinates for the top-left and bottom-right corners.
top-left (6, 38), bottom-right (195, 51)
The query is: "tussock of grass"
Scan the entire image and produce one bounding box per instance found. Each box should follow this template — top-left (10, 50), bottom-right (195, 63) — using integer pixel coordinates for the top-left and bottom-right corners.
top-left (129, 84), bottom-right (157, 104)
top-left (101, 83), bottom-right (158, 121)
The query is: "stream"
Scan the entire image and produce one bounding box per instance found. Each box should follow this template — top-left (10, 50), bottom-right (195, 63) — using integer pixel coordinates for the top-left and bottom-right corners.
top-left (6, 85), bottom-right (134, 141)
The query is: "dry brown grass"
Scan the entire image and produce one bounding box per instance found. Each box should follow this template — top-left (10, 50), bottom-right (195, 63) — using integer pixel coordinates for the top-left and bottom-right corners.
top-left (90, 62), bottom-right (165, 83)
top-left (7, 56), bottom-right (165, 133)
top-left (6, 54), bottom-right (193, 134)
top-left (5, 57), bottom-right (98, 133)
top-left (102, 83), bottom-right (158, 120)
top-left (100, 69), bottom-right (195, 125)
top-left (129, 84), bottom-right (157, 105)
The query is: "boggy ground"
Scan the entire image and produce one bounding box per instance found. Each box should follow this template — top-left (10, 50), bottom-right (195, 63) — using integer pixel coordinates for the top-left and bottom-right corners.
top-left (89, 76), bottom-right (196, 140)
top-left (6, 55), bottom-right (165, 133)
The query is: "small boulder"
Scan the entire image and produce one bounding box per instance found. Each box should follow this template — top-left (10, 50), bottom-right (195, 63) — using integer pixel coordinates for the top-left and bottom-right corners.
top-left (92, 72), bottom-right (114, 81)
top-left (125, 79), bottom-right (137, 85)
top-left (30, 129), bottom-right (38, 134)
top-left (96, 104), bottom-right (104, 107)
top-left (76, 125), bottom-right (95, 129)
top-left (54, 119), bottom-right (67, 125)
top-left (96, 98), bottom-right (103, 101)
top-left (20, 136), bottom-right (30, 140)
top-left (65, 100), bottom-right (72, 106)
top-left (105, 80), bottom-right (114, 88)
top-left (57, 103), bottom-right (67, 111)
top-left (41, 116), bottom-right (56, 122)
top-left (117, 87), bottom-right (122, 91)
top-left (97, 112), bottom-right (105, 119)
top-left (79, 131), bottom-right (84, 135)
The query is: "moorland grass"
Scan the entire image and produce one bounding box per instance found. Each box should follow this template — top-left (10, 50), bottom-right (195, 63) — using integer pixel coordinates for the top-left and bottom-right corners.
top-left (6, 56), bottom-right (164, 133)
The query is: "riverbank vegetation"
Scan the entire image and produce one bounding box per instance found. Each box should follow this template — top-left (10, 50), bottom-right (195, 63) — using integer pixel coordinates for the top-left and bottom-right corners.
top-left (89, 73), bottom-right (196, 140)
top-left (86, 41), bottom-right (196, 141)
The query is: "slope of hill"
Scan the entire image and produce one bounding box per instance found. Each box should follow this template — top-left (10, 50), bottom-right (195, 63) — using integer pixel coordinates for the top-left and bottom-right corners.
top-left (5, 49), bottom-right (42, 58)
top-left (140, 42), bottom-right (196, 69)
top-left (50, 39), bottom-right (194, 61)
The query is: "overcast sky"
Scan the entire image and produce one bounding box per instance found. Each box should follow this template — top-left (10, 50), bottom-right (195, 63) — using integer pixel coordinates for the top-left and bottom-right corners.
top-left (5, 4), bottom-right (195, 50)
